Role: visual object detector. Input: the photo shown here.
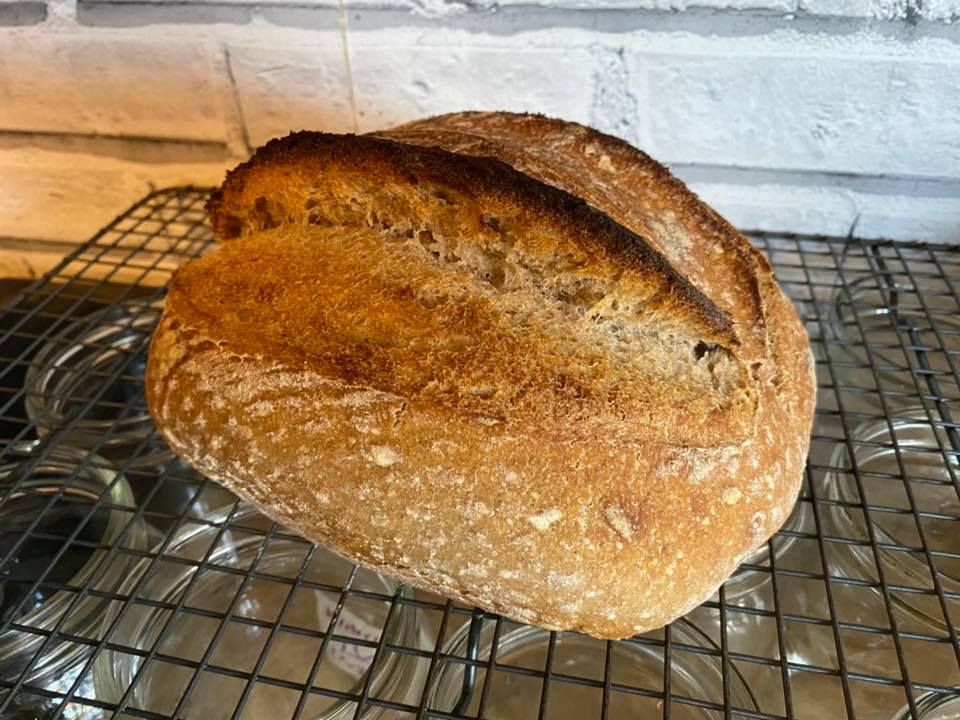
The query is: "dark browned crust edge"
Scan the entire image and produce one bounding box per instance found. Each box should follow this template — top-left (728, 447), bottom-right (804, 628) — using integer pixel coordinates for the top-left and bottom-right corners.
top-left (391, 111), bottom-right (769, 335)
top-left (206, 130), bottom-right (736, 344)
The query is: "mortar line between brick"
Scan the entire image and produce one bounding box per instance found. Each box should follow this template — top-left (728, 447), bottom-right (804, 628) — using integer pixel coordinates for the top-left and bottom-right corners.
top-left (669, 163), bottom-right (960, 197)
top-left (0, 130), bottom-right (231, 164)
top-left (0, 129), bottom-right (228, 148)
top-left (208, 4), bottom-right (960, 42)
top-left (337, 0), bottom-right (360, 133)
top-left (223, 45), bottom-right (255, 156)
top-left (0, 236), bottom-right (81, 253)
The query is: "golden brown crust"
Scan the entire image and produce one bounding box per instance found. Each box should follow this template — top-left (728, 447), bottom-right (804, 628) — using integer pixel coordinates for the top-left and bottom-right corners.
top-left (159, 224), bottom-right (756, 448)
top-left (207, 129), bottom-right (735, 346)
top-left (381, 112), bottom-right (768, 362)
top-left (148, 112), bottom-right (816, 639)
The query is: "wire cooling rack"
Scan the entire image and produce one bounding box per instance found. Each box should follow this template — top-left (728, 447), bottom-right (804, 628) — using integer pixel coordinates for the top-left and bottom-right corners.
top-left (0, 186), bottom-right (959, 720)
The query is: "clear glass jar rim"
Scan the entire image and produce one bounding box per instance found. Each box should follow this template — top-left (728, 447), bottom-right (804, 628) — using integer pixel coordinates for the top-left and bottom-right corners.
top-left (823, 408), bottom-right (960, 631)
top-left (827, 277), bottom-right (960, 341)
top-left (890, 690), bottom-right (960, 720)
top-left (0, 442), bottom-right (144, 680)
top-left (825, 277), bottom-right (960, 392)
top-left (96, 503), bottom-right (421, 720)
top-left (725, 498), bottom-right (803, 600)
top-left (429, 617), bottom-right (758, 714)
top-left (23, 301), bottom-right (172, 465)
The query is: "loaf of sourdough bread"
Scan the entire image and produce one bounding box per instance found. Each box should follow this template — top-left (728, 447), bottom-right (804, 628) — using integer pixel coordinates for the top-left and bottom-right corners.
top-left (146, 112), bottom-right (815, 639)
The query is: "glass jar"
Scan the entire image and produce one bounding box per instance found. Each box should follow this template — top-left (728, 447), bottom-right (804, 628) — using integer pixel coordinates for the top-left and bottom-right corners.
top-left (427, 617), bottom-right (757, 719)
top-left (94, 504), bottom-right (425, 719)
top-left (122, 458), bottom-right (238, 537)
top-left (684, 502), bottom-right (816, 714)
top-left (0, 443), bottom-right (146, 717)
top-left (726, 502), bottom-right (804, 601)
top-left (824, 276), bottom-right (960, 414)
top-left (24, 300), bottom-right (174, 470)
top-left (892, 692), bottom-right (960, 720)
top-left (813, 409), bottom-right (960, 716)
top-left (820, 408), bottom-right (960, 635)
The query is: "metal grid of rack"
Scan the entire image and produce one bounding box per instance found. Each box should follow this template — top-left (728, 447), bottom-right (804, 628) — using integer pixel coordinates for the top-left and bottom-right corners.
top-left (0, 187), bottom-right (958, 719)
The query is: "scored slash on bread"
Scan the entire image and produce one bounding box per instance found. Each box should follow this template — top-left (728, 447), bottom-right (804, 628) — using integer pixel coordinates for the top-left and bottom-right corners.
top-left (206, 125), bottom-right (756, 447)
top-left (148, 112), bottom-right (816, 639)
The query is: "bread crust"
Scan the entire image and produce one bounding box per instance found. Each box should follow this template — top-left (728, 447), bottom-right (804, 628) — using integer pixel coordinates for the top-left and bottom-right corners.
top-left (380, 112), bottom-right (769, 362)
top-left (147, 112), bottom-right (815, 639)
top-left (208, 129), bottom-right (734, 345)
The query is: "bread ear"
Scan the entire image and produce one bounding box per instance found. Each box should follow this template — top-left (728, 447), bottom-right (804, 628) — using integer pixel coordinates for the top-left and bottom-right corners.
top-left (382, 112), bottom-right (770, 364)
top-left (209, 131), bottom-right (737, 345)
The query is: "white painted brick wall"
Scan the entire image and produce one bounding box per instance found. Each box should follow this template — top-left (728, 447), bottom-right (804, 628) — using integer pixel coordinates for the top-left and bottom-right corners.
top-left (0, 0), bottom-right (958, 248)
top-left (635, 43), bottom-right (960, 179)
top-left (0, 36), bottom-right (228, 140)
top-left (0, 0), bottom-right (46, 25)
top-left (229, 43), bottom-right (355, 145)
top-left (232, 41), bottom-right (597, 144)
top-left (83, 0), bottom-right (960, 17)
top-left (0, 147), bottom-right (230, 242)
top-left (349, 45), bottom-right (598, 132)
top-left (799, 0), bottom-right (960, 21)
top-left (686, 179), bottom-right (960, 242)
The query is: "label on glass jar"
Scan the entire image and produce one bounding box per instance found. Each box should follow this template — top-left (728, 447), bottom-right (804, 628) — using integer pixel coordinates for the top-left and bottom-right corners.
top-left (319, 604), bottom-right (381, 677)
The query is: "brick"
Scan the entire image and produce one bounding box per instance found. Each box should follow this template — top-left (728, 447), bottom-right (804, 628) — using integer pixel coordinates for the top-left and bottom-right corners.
top-left (227, 43), bottom-right (355, 148)
top-left (77, 1), bottom-right (253, 26)
top-left (83, 0), bottom-right (793, 9)
top-left (65, 0), bottom-right (960, 21)
top-left (0, 36), bottom-right (228, 141)
top-left (853, 193), bottom-right (960, 242)
top-left (690, 181), bottom-right (960, 243)
top-left (229, 42), bottom-right (596, 142)
top-left (0, 241), bottom-right (84, 282)
top-left (83, 0), bottom-right (369, 5)
top-left (0, 148), bottom-right (231, 243)
top-left (491, 0), bottom-right (793, 9)
top-left (349, 45), bottom-right (596, 132)
top-left (0, 1), bottom-right (46, 24)
top-left (81, 0), bottom-right (419, 27)
top-left (65, 0), bottom-right (960, 22)
top-left (908, 0), bottom-right (960, 21)
top-left (798, 0), bottom-right (888, 17)
top-left (799, 0), bottom-right (960, 21)
top-left (633, 49), bottom-right (960, 180)
top-left (81, 0), bottom-right (796, 15)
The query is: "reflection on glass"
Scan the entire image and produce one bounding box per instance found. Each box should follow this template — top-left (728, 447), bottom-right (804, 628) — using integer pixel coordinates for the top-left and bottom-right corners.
top-left (94, 505), bottom-right (424, 719)
top-left (0, 444), bottom-right (145, 718)
top-left (428, 617), bottom-right (757, 719)
top-left (25, 301), bottom-right (173, 469)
